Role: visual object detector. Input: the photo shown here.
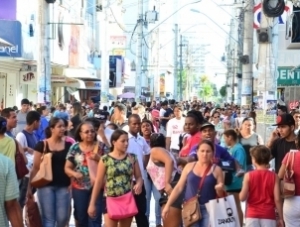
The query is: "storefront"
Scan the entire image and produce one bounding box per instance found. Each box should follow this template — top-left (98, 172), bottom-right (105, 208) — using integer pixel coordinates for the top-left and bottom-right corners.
top-left (0, 19), bottom-right (24, 107)
top-left (51, 68), bottom-right (101, 103)
top-left (277, 66), bottom-right (300, 109)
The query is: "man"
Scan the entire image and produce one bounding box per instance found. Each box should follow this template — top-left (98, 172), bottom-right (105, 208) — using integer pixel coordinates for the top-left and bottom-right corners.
top-left (113, 103), bottom-right (128, 131)
top-left (127, 114), bottom-right (150, 227)
top-left (53, 103), bottom-right (69, 120)
top-left (269, 114), bottom-right (296, 173)
top-left (0, 153), bottom-right (24, 227)
top-left (15, 98), bottom-right (31, 135)
top-left (16, 111), bottom-right (41, 209)
top-left (277, 105), bottom-right (287, 116)
top-left (160, 101), bottom-right (173, 135)
top-left (1, 108), bottom-right (18, 138)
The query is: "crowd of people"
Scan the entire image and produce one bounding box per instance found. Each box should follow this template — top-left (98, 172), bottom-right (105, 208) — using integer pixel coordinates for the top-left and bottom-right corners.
top-left (1, 98), bottom-right (300, 227)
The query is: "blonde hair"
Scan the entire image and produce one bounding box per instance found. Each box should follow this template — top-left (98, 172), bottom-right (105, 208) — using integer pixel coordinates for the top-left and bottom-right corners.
top-left (133, 104), bottom-right (145, 119)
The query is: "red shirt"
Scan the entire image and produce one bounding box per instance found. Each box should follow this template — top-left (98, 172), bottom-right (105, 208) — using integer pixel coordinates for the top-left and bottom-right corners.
top-left (246, 170), bottom-right (276, 220)
top-left (282, 151), bottom-right (300, 196)
top-left (179, 132), bottom-right (201, 157)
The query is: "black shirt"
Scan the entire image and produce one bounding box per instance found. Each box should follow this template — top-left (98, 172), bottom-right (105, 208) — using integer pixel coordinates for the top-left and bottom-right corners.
top-left (34, 141), bottom-right (72, 187)
top-left (271, 138), bottom-right (296, 173)
top-left (161, 108), bottom-right (173, 127)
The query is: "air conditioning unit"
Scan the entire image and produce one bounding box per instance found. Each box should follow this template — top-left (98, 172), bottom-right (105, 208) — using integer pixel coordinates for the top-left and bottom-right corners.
top-left (45, 0), bottom-right (56, 3)
top-left (286, 13), bottom-right (300, 49)
top-left (239, 55), bottom-right (249, 64)
top-left (257, 27), bottom-right (272, 43)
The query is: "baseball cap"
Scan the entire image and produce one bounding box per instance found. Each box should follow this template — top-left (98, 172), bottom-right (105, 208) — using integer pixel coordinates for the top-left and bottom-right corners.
top-left (200, 122), bottom-right (215, 131)
top-left (272, 114), bottom-right (295, 126)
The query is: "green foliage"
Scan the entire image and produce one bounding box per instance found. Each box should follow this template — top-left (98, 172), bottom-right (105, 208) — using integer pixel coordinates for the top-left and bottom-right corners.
top-left (219, 85), bottom-right (227, 97)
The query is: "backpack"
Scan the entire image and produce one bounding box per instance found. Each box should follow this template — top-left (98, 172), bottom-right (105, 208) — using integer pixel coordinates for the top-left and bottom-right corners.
top-left (178, 133), bottom-right (187, 151)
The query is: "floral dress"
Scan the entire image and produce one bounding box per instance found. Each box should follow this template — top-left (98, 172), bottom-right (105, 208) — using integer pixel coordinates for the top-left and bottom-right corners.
top-left (66, 142), bottom-right (103, 190)
top-left (102, 153), bottom-right (137, 197)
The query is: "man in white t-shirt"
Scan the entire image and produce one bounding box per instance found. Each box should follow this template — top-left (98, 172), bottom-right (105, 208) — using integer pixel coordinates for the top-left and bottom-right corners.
top-left (166, 105), bottom-right (185, 156)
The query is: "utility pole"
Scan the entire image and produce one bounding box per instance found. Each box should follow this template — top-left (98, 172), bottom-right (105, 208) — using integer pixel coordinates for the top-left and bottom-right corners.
top-left (241, 0), bottom-right (254, 109)
top-left (98, 0), bottom-right (110, 107)
top-left (37, 0), bottom-right (51, 104)
top-left (135, 0), bottom-right (143, 100)
top-left (173, 24), bottom-right (179, 100)
top-left (256, 1), bottom-right (279, 142)
top-left (179, 35), bottom-right (183, 101)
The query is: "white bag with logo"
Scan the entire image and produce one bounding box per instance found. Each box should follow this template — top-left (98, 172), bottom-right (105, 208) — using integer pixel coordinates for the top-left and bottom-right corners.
top-left (205, 195), bottom-right (240, 227)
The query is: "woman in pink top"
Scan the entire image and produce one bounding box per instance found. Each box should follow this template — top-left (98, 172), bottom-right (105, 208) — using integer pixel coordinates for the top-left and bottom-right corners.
top-left (278, 133), bottom-right (300, 227)
top-left (240, 145), bottom-right (283, 227)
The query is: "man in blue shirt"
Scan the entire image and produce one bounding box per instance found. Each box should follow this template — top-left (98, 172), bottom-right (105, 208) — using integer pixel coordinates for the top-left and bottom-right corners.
top-left (189, 123), bottom-right (245, 176)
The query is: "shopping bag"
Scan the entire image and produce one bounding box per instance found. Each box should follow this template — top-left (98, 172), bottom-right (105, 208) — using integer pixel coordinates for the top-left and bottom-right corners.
top-left (205, 195), bottom-right (240, 227)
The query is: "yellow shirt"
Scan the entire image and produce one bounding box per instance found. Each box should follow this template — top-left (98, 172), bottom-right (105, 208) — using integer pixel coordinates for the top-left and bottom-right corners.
top-left (0, 136), bottom-right (16, 165)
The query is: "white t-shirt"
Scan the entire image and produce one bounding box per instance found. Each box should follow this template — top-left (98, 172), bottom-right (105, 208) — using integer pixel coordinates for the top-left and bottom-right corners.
top-left (166, 117), bottom-right (185, 150)
top-left (159, 108), bottom-right (166, 117)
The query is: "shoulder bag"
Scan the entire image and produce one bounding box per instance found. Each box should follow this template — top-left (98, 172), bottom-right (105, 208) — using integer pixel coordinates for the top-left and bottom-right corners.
top-left (14, 139), bottom-right (29, 179)
top-left (182, 164), bottom-right (211, 227)
top-left (106, 154), bottom-right (138, 220)
top-left (31, 140), bottom-right (53, 188)
top-left (281, 151), bottom-right (296, 198)
top-left (25, 196), bottom-right (43, 227)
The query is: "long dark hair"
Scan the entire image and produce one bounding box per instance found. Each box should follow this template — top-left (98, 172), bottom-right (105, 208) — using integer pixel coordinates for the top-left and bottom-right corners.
top-left (110, 129), bottom-right (128, 152)
top-left (45, 117), bottom-right (63, 138)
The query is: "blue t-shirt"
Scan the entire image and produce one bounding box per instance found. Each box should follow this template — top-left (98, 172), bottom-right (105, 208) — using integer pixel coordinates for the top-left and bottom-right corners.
top-left (226, 143), bottom-right (247, 191)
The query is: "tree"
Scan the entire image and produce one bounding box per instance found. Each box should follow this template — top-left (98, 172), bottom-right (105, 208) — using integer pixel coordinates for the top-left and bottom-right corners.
top-left (219, 85), bottom-right (227, 97)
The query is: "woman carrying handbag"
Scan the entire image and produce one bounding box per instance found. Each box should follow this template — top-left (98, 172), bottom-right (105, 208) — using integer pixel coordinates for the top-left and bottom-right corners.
top-left (88, 129), bottom-right (143, 227)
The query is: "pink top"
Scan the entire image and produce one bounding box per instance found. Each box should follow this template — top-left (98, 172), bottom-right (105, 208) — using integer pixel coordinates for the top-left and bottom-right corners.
top-left (65, 136), bottom-right (75, 144)
top-left (282, 151), bottom-right (300, 196)
top-left (246, 170), bottom-right (276, 220)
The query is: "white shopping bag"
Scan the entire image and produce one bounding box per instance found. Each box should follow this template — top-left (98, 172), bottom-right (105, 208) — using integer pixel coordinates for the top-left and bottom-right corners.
top-left (205, 195), bottom-right (240, 227)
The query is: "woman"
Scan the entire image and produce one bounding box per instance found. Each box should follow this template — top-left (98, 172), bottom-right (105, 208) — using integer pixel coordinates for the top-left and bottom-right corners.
top-left (278, 131), bottom-right (300, 227)
top-left (88, 130), bottom-right (143, 227)
top-left (234, 109), bottom-right (244, 129)
top-left (140, 120), bottom-right (162, 227)
top-left (65, 122), bottom-right (103, 227)
top-left (69, 102), bottom-right (83, 138)
top-left (238, 117), bottom-right (263, 171)
top-left (27, 117), bottom-right (73, 227)
top-left (211, 111), bottom-right (222, 133)
top-left (162, 140), bottom-right (224, 227)
top-left (147, 133), bottom-right (182, 227)
top-left (219, 118), bottom-right (232, 148)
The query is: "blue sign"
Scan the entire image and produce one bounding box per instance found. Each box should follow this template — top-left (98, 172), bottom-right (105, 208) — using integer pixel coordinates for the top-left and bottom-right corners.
top-left (0, 20), bottom-right (22, 57)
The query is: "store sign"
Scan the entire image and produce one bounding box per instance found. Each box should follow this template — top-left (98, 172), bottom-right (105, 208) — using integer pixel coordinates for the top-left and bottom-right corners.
top-left (85, 81), bottom-right (101, 90)
top-left (0, 20), bottom-right (22, 57)
top-left (20, 71), bottom-right (37, 85)
top-left (277, 67), bottom-right (300, 86)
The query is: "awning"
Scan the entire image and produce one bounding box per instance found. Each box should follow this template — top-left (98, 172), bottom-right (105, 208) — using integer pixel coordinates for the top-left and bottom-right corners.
top-left (52, 78), bottom-right (101, 90)
top-left (64, 68), bottom-right (97, 79)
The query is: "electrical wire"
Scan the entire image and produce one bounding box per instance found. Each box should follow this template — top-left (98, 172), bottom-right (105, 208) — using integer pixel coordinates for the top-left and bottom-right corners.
top-left (129, 22), bottom-right (139, 55)
top-left (262, 0), bottom-right (285, 17)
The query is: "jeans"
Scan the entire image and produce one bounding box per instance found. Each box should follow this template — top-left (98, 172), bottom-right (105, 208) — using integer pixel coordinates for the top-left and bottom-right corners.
top-left (134, 183), bottom-right (149, 227)
top-left (72, 188), bottom-right (103, 227)
top-left (190, 205), bottom-right (210, 227)
top-left (144, 173), bottom-right (161, 225)
top-left (37, 186), bottom-right (71, 227)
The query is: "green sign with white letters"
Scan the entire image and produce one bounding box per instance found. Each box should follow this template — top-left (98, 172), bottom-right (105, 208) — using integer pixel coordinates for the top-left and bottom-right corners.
top-left (277, 67), bottom-right (300, 86)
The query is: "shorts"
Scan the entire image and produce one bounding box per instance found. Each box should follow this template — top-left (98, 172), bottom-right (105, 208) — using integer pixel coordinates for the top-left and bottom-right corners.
top-left (159, 173), bottom-right (184, 209)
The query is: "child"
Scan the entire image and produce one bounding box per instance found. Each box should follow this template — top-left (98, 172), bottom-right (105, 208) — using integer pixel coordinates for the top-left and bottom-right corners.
top-left (239, 145), bottom-right (284, 227)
